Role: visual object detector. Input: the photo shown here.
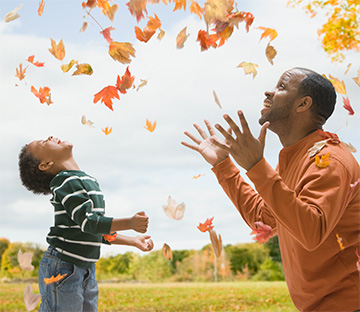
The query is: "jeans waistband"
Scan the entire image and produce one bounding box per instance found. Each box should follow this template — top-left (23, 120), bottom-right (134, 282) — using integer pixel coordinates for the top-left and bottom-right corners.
top-left (47, 246), bottom-right (59, 257)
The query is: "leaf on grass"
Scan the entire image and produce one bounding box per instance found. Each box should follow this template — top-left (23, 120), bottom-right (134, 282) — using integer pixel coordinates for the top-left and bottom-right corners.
top-left (323, 74), bottom-right (346, 95)
top-left (103, 232), bottom-right (117, 243)
top-left (352, 69), bottom-right (360, 87)
top-left (44, 273), bottom-right (67, 285)
top-left (144, 118), bottom-right (156, 132)
top-left (102, 126), bottom-right (112, 135)
top-left (79, 21), bottom-right (88, 33)
top-left (213, 90), bottom-right (222, 108)
top-left (15, 63), bottom-right (28, 81)
top-left (100, 26), bottom-right (115, 43)
top-left (24, 284), bottom-right (41, 311)
top-left (4, 4), bottom-right (23, 22)
top-left (93, 85), bottom-right (119, 111)
top-left (343, 96), bottom-right (354, 115)
top-left (127, 0), bottom-right (148, 22)
top-left (81, 115), bottom-right (95, 128)
top-left (136, 79), bottom-right (148, 91)
top-left (250, 221), bottom-right (272, 244)
top-left (162, 196), bottom-right (185, 220)
top-left (31, 86), bottom-right (53, 105)
top-left (335, 233), bottom-right (345, 250)
top-left (265, 43), bottom-right (276, 65)
top-left (197, 217), bottom-right (214, 233)
top-left (38, 0), bottom-right (45, 16)
top-left (27, 55), bottom-right (44, 67)
top-left (344, 142), bottom-right (357, 153)
top-left (209, 229), bottom-right (222, 258)
top-left (61, 60), bottom-right (78, 73)
top-left (176, 27), bottom-right (189, 49)
top-left (162, 243), bottom-right (173, 261)
top-left (237, 62), bottom-right (258, 79)
top-left (97, 0), bottom-right (118, 22)
top-left (116, 66), bottom-right (135, 94)
top-left (17, 249), bottom-right (34, 271)
top-left (315, 153), bottom-right (331, 168)
top-left (72, 63), bottom-right (93, 76)
top-left (308, 139), bottom-right (328, 157)
top-left (49, 38), bottom-right (65, 61)
top-left (197, 30), bottom-right (218, 51)
top-left (109, 42), bottom-right (135, 64)
top-left (257, 26), bottom-right (278, 41)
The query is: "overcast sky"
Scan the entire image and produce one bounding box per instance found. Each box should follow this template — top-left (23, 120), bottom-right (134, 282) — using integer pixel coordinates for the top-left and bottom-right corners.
top-left (0, 0), bottom-right (359, 256)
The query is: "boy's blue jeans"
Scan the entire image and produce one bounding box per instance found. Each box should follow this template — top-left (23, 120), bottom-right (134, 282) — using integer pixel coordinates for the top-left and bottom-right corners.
top-left (38, 246), bottom-right (98, 312)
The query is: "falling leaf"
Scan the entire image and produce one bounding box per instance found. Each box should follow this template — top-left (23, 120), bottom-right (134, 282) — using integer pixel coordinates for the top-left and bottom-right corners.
top-left (344, 142), bottom-right (357, 153)
top-left (315, 153), bottom-right (331, 168)
top-left (147, 14), bottom-right (161, 31)
top-left (344, 63), bottom-right (352, 75)
top-left (308, 139), bottom-right (328, 157)
top-left (93, 85), bottom-right (119, 111)
top-left (356, 249), bottom-right (360, 274)
top-left (97, 0), bottom-right (118, 22)
top-left (72, 63), bottom-right (93, 76)
top-left (350, 178), bottom-right (360, 190)
top-left (144, 118), bottom-right (156, 132)
top-left (103, 232), bottom-right (117, 243)
top-left (82, 0), bottom-right (96, 10)
top-left (109, 41), bottom-right (135, 64)
top-left (116, 66), bottom-right (135, 94)
top-left (317, 129), bottom-right (340, 144)
top-left (213, 90), bottom-right (222, 108)
top-left (173, 0), bottom-right (187, 12)
top-left (60, 60), bottom-right (78, 73)
top-left (24, 284), bottom-right (41, 311)
top-left (192, 174), bottom-right (205, 179)
top-left (79, 21), bottom-right (88, 33)
top-left (237, 62), bottom-right (258, 79)
top-left (343, 96), bottom-right (354, 115)
top-left (197, 30), bottom-right (218, 51)
top-left (157, 28), bottom-right (165, 40)
top-left (81, 115), bottom-right (95, 128)
top-left (127, 0), bottom-right (148, 22)
top-left (162, 196), bottom-right (185, 220)
top-left (257, 26), bottom-right (278, 41)
top-left (4, 4), bottom-right (23, 22)
top-left (197, 217), bottom-right (214, 233)
top-left (209, 229), bottom-right (222, 258)
top-left (162, 243), bottom-right (173, 260)
top-left (176, 27), bottom-right (189, 49)
top-left (102, 126), bottom-right (112, 135)
top-left (189, 0), bottom-right (203, 19)
top-left (38, 0), bottom-right (45, 16)
top-left (323, 74), bottom-right (346, 95)
top-left (27, 55), bottom-right (44, 67)
top-left (31, 86), bottom-right (53, 105)
top-left (17, 250), bottom-right (34, 271)
top-left (135, 26), bottom-right (156, 43)
top-left (352, 69), bottom-right (360, 87)
top-left (250, 221), bottom-right (272, 244)
top-left (15, 63), bottom-right (28, 81)
top-left (265, 43), bottom-right (277, 65)
top-left (227, 11), bottom-right (254, 32)
top-left (136, 79), bottom-right (148, 91)
top-left (335, 233), bottom-right (345, 250)
top-left (44, 273), bottom-right (67, 285)
top-left (100, 26), bottom-right (115, 43)
top-left (48, 38), bottom-right (65, 61)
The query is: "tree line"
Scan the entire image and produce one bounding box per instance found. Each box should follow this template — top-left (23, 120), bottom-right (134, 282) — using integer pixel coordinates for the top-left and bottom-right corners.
top-left (0, 237), bottom-right (284, 282)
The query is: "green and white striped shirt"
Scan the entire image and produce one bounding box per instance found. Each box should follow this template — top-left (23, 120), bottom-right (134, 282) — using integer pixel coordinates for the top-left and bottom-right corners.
top-left (47, 170), bottom-right (113, 268)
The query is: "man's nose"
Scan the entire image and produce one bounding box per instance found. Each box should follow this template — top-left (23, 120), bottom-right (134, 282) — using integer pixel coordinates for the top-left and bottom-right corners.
top-left (264, 90), bottom-right (274, 97)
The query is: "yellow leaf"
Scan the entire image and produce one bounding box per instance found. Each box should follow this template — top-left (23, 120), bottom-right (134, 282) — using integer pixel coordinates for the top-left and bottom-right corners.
top-left (352, 68), bottom-right (360, 87)
top-left (162, 243), bottom-right (173, 261)
top-left (72, 63), bottom-right (93, 76)
top-left (48, 38), bottom-right (65, 61)
top-left (336, 233), bottom-right (345, 250)
top-left (315, 152), bottom-right (331, 168)
top-left (4, 4), bottom-right (23, 22)
top-left (176, 27), bottom-right (189, 49)
top-left (108, 41), bottom-right (135, 64)
top-left (265, 43), bottom-right (277, 65)
top-left (60, 60), bottom-right (78, 73)
top-left (323, 74), bottom-right (346, 95)
top-left (257, 26), bottom-right (278, 41)
top-left (102, 126), bottom-right (112, 135)
top-left (237, 61), bottom-right (258, 79)
top-left (144, 118), bottom-right (156, 132)
top-left (136, 79), bottom-right (148, 91)
top-left (157, 28), bottom-right (165, 40)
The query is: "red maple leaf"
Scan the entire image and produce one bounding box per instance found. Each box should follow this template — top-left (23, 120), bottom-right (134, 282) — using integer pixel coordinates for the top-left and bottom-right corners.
top-left (250, 221), bottom-right (272, 244)
top-left (197, 30), bottom-right (218, 51)
top-left (343, 96), bottom-right (354, 115)
top-left (100, 26), bottom-right (115, 43)
top-left (27, 55), bottom-right (44, 67)
top-left (317, 129), bottom-right (340, 144)
top-left (93, 85), bottom-right (119, 111)
top-left (197, 217), bottom-right (214, 232)
top-left (116, 66), bottom-right (135, 94)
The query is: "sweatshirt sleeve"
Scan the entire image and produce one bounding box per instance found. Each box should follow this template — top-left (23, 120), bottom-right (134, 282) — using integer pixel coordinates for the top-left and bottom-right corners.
top-left (246, 157), bottom-right (353, 251)
top-left (212, 157), bottom-right (277, 234)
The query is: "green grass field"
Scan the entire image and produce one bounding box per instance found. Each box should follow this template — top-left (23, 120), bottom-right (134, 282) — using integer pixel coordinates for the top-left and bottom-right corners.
top-left (0, 281), bottom-right (297, 311)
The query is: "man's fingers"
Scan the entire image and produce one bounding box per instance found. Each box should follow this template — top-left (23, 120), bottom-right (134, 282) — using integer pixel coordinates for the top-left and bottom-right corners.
top-left (238, 110), bottom-right (251, 134)
top-left (181, 141), bottom-right (199, 152)
top-left (204, 119), bottom-right (216, 136)
top-left (183, 130), bottom-right (201, 145)
top-left (194, 123), bottom-right (208, 140)
top-left (223, 114), bottom-right (242, 137)
top-left (210, 136), bottom-right (230, 152)
top-left (215, 123), bottom-right (235, 142)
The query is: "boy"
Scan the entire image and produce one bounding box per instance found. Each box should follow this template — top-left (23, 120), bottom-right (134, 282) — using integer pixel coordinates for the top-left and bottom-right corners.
top-left (18, 135), bottom-right (154, 312)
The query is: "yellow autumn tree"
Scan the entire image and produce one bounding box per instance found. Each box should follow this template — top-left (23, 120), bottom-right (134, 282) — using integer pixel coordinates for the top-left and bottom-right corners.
top-left (287, 0), bottom-right (360, 62)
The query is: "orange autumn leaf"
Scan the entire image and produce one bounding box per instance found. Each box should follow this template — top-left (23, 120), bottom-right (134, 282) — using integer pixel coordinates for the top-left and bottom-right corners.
top-left (176, 27), bottom-right (189, 49)
top-left (250, 221), bottom-right (272, 244)
top-left (217, 25), bottom-right (233, 47)
top-left (44, 273), bottom-right (67, 285)
top-left (173, 0), bottom-right (187, 12)
top-left (157, 28), bottom-right (165, 40)
top-left (27, 55), bottom-right (44, 67)
top-left (103, 232), bottom-right (117, 242)
top-left (335, 233), bottom-right (345, 250)
top-left (72, 63), bottom-right (93, 76)
top-left (93, 85), bottom-right (119, 111)
top-left (323, 74), bottom-right (346, 95)
top-left (48, 38), bottom-right (65, 61)
top-left (109, 41), bottom-right (135, 64)
top-left (100, 26), bottom-right (115, 43)
top-left (353, 68), bottom-right (360, 87)
top-left (147, 14), bottom-right (161, 31)
top-left (197, 30), bottom-right (218, 51)
top-left (116, 66), bottom-right (135, 94)
top-left (257, 26), bottom-right (278, 42)
top-left (265, 43), bottom-right (277, 65)
top-left (135, 26), bottom-right (156, 43)
top-left (227, 11), bottom-right (254, 32)
top-left (315, 152), bottom-right (331, 168)
top-left (15, 63), bottom-right (28, 81)
top-left (79, 21), bottom-right (88, 33)
top-left (82, 0), bottom-right (96, 10)
top-left (31, 86), bottom-right (53, 105)
top-left (189, 0), bottom-right (203, 19)
top-left (192, 174), bottom-right (205, 179)
top-left (197, 217), bottom-right (214, 233)
top-left (97, 0), bottom-right (118, 22)
top-left (162, 243), bottom-right (173, 261)
top-left (144, 119), bottom-right (156, 132)
top-left (209, 229), bottom-right (222, 258)
top-left (102, 126), bottom-right (112, 135)
top-left (127, 0), bottom-right (147, 22)
top-left (38, 0), bottom-right (45, 16)
top-left (237, 61), bottom-right (258, 79)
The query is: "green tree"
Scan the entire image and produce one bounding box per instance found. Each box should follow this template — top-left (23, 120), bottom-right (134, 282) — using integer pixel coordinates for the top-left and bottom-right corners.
top-left (0, 238), bottom-right (10, 269)
top-left (265, 236), bottom-right (282, 263)
top-left (252, 258), bottom-right (285, 281)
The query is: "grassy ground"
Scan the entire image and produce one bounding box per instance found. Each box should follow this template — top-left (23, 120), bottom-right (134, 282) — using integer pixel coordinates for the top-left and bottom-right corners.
top-left (0, 281), bottom-right (297, 311)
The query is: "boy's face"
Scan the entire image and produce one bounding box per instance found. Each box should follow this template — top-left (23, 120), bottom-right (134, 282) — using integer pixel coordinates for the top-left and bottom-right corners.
top-left (26, 136), bottom-right (73, 171)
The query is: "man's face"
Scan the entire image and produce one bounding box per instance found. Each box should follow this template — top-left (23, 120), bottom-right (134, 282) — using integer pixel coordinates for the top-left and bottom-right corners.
top-left (259, 69), bottom-right (306, 127)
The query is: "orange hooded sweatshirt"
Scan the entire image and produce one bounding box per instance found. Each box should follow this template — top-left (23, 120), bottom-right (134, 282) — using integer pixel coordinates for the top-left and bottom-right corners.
top-left (212, 130), bottom-right (360, 311)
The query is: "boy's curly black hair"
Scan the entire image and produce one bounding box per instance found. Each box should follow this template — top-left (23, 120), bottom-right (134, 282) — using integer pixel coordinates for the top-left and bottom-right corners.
top-left (18, 145), bottom-right (55, 195)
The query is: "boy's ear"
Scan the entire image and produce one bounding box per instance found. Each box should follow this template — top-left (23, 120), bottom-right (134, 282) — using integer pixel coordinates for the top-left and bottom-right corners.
top-left (38, 161), bottom-right (54, 172)
top-left (296, 96), bottom-right (313, 113)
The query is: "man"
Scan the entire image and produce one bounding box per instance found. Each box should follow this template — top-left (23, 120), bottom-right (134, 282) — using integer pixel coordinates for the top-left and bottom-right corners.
top-left (182, 68), bottom-right (360, 311)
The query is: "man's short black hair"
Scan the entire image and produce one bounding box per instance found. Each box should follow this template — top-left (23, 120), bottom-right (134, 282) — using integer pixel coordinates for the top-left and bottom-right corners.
top-left (294, 67), bottom-right (337, 124)
top-left (18, 145), bottom-right (55, 195)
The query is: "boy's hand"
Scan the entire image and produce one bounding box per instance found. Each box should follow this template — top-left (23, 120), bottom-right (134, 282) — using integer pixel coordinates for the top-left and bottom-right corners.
top-left (131, 211), bottom-right (149, 233)
top-left (134, 235), bottom-right (154, 252)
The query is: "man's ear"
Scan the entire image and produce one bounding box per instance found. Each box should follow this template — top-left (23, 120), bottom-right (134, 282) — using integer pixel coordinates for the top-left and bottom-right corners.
top-left (38, 161), bottom-right (54, 172)
top-left (296, 96), bottom-right (313, 113)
